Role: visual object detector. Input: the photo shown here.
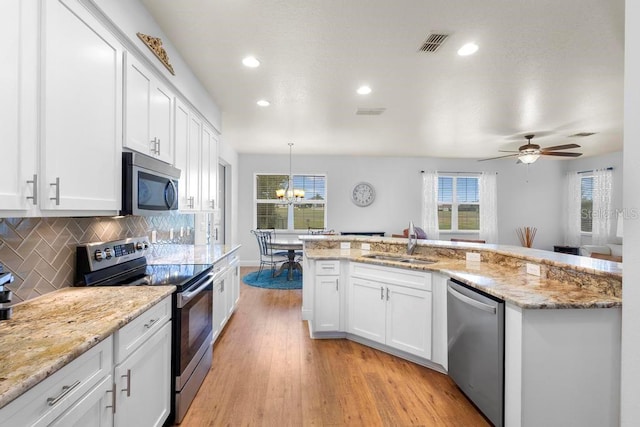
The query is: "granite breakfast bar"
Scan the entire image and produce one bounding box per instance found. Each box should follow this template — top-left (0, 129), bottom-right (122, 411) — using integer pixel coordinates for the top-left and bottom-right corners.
top-left (300, 235), bottom-right (622, 427)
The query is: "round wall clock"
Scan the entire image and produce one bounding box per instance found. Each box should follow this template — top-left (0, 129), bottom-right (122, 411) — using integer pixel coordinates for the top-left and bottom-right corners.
top-left (351, 182), bottom-right (376, 207)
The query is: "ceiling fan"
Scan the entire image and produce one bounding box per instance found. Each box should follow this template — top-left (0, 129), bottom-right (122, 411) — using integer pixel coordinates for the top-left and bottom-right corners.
top-left (478, 134), bottom-right (583, 164)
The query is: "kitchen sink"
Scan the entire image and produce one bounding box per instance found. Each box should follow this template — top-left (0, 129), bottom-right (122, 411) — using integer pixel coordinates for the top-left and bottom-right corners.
top-left (362, 254), bottom-right (436, 265)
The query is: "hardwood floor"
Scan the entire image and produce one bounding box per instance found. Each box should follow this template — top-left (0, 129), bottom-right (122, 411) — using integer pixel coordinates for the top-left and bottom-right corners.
top-left (178, 267), bottom-right (490, 426)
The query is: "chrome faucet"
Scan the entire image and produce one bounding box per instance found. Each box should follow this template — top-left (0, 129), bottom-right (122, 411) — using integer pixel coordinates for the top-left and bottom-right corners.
top-left (407, 221), bottom-right (417, 255)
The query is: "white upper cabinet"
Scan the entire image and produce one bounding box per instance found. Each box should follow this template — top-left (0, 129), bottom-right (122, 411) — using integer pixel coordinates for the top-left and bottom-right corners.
top-left (0, 0), bottom-right (38, 214)
top-left (200, 123), bottom-right (218, 211)
top-left (124, 52), bottom-right (174, 165)
top-left (40, 0), bottom-right (123, 213)
top-left (174, 99), bottom-right (193, 210)
top-left (174, 99), bottom-right (218, 213)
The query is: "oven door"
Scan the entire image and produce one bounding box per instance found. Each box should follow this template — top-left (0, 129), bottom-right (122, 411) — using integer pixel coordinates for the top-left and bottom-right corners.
top-left (175, 274), bottom-right (213, 389)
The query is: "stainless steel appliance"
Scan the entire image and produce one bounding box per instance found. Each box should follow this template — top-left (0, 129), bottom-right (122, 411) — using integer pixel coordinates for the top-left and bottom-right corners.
top-left (1, 267), bottom-right (15, 321)
top-left (447, 279), bottom-right (504, 427)
top-left (75, 236), bottom-right (215, 424)
top-left (121, 151), bottom-right (180, 216)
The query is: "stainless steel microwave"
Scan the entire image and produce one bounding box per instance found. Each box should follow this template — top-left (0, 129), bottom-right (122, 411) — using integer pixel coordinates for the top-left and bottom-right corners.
top-left (121, 151), bottom-right (181, 216)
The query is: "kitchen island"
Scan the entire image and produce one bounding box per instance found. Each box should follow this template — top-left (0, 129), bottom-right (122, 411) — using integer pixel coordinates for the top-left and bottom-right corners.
top-left (301, 235), bottom-right (621, 427)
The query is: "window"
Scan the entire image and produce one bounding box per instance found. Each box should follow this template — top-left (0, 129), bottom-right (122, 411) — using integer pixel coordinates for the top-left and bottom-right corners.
top-left (437, 175), bottom-right (480, 232)
top-left (255, 174), bottom-right (327, 231)
top-left (581, 175), bottom-right (593, 232)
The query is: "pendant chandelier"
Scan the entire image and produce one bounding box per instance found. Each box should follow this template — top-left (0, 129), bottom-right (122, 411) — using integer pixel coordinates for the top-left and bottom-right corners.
top-left (276, 143), bottom-right (305, 203)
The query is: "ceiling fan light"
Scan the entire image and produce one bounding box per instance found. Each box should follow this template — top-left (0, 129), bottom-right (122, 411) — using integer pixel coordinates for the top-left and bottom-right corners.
top-left (518, 153), bottom-right (540, 164)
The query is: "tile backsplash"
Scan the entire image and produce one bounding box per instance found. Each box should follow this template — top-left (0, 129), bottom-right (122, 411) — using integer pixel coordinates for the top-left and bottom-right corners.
top-left (0, 214), bottom-right (194, 302)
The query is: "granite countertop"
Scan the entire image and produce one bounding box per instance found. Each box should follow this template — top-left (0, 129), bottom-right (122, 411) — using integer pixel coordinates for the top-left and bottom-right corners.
top-left (305, 248), bottom-right (622, 310)
top-left (146, 243), bottom-right (241, 265)
top-left (0, 286), bottom-right (175, 409)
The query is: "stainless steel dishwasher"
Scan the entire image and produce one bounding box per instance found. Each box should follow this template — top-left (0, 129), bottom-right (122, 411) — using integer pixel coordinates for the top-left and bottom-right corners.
top-left (447, 279), bottom-right (504, 427)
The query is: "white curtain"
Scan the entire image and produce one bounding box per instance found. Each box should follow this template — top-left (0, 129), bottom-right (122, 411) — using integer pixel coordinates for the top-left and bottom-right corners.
top-left (479, 172), bottom-right (498, 243)
top-left (421, 171), bottom-right (439, 240)
top-left (592, 168), bottom-right (613, 245)
top-left (563, 172), bottom-right (581, 246)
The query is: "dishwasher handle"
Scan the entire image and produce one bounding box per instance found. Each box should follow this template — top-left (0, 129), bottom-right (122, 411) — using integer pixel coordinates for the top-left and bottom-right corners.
top-left (447, 283), bottom-right (496, 314)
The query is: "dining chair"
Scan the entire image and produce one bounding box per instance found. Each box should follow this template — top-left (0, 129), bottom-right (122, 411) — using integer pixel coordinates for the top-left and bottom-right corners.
top-left (251, 230), bottom-right (289, 278)
top-left (257, 228), bottom-right (288, 256)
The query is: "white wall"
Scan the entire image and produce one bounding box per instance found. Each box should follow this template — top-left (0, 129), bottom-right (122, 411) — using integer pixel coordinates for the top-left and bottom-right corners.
top-left (238, 153), bottom-right (568, 264)
top-left (621, 0), bottom-right (640, 423)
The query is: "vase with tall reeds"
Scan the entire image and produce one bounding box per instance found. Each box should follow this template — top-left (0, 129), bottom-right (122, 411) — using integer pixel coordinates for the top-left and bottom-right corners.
top-left (516, 226), bottom-right (537, 248)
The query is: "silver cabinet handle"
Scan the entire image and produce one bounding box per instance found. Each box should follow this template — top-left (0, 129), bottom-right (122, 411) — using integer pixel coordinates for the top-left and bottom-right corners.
top-left (386, 287), bottom-right (390, 301)
top-left (210, 199), bottom-right (215, 209)
top-left (380, 286), bottom-right (384, 300)
top-left (49, 177), bottom-right (60, 205)
top-left (335, 278), bottom-right (339, 291)
top-left (47, 380), bottom-right (80, 406)
top-left (26, 174), bottom-right (38, 204)
top-left (121, 369), bottom-right (131, 397)
top-left (144, 317), bottom-right (158, 328)
top-left (106, 381), bottom-right (117, 413)
top-left (221, 279), bottom-right (225, 292)
top-left (189, 196), bottom-right (195, 209)
top-left (150, 137), bottom-right (160, 155)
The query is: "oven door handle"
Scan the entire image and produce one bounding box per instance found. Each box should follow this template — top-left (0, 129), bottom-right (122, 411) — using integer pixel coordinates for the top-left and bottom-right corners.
top-left (177, 274), bottom-right (214, 308)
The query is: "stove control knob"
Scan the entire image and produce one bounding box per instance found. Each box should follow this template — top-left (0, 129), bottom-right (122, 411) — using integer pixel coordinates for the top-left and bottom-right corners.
top-left (94, 250), bottom-right (104, 261)
top-left (136, 242), bottom-right (145, 251)
top-left (104, 248), bottom-right (113, 259)
top-left (142, 241), bottom-right (150, 250)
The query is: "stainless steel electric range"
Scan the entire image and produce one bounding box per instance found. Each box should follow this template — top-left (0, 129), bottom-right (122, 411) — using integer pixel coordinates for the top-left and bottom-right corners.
top-left (75, 236), bottom-right (216, 424)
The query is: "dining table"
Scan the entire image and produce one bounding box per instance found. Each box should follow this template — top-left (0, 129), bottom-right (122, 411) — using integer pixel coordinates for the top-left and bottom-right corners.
top-left (269, 238), bottom-right (303, 280)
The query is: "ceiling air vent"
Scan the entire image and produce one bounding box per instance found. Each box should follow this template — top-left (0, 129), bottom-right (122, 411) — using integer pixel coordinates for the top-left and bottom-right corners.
top-left (356, 107), bottom-right (386, 116)
top-left (418, 33), bottom-right (450, 53)
top-left (569, 132), bottom-right (596, 137)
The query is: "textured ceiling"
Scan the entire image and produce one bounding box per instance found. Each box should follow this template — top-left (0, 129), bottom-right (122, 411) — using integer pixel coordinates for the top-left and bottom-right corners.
top-left (141, 0), bottom-right (624, 160)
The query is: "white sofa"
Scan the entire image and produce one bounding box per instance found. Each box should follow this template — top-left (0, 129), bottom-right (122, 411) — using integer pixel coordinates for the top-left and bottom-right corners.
top-left (579, 243), bottom-right (623, 260)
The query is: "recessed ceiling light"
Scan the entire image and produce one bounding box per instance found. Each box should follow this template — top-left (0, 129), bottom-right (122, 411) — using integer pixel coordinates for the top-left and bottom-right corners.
top-left (257, 100), bottom-right (270, 107)
top-left (357, 85), bottom-right (372, 95)
top-left (457, 43), bottom-right (479, 56)
top-left (242, 56), bottom-right (260, 68)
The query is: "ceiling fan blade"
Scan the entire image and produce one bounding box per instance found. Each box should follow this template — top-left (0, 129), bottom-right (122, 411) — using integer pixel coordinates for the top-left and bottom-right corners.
top-left (540, 143), bottom-right (581, 152)
top-left (477, 153), bottom-right (519, 161)
top-left (541, 152), bottom-right (583, 157)
top-left (498, 150), bottom-right (520, 153)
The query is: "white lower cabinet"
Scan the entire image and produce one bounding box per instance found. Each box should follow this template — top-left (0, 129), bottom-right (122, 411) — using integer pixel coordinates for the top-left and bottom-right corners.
top-left (348, 277), bottom-right (386, 342)
top-left (49, 375), bottom-right (114, 427)
top-left (348, 263), bottom-right (432, 360)
top-left (0, 336), bottom-right (114, 427)
top-left (314, 260), bottom-right (342, 332)
top-left (212, 270), bottom-right (229, 343)
top-left (113, 321), bottom-right (171, 427)
top-left (0, 296), bottom-right (172, 426)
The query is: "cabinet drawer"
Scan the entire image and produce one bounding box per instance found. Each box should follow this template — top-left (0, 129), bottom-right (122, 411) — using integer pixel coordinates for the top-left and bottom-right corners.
top-left (315, 260), bottom-right (340, 275)
top-left (350, 262), bottom-right (432, 291)
top-left (1, 336), bottom-right (113, 427)
top-left (114, 295), bottom-right (171, 363)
